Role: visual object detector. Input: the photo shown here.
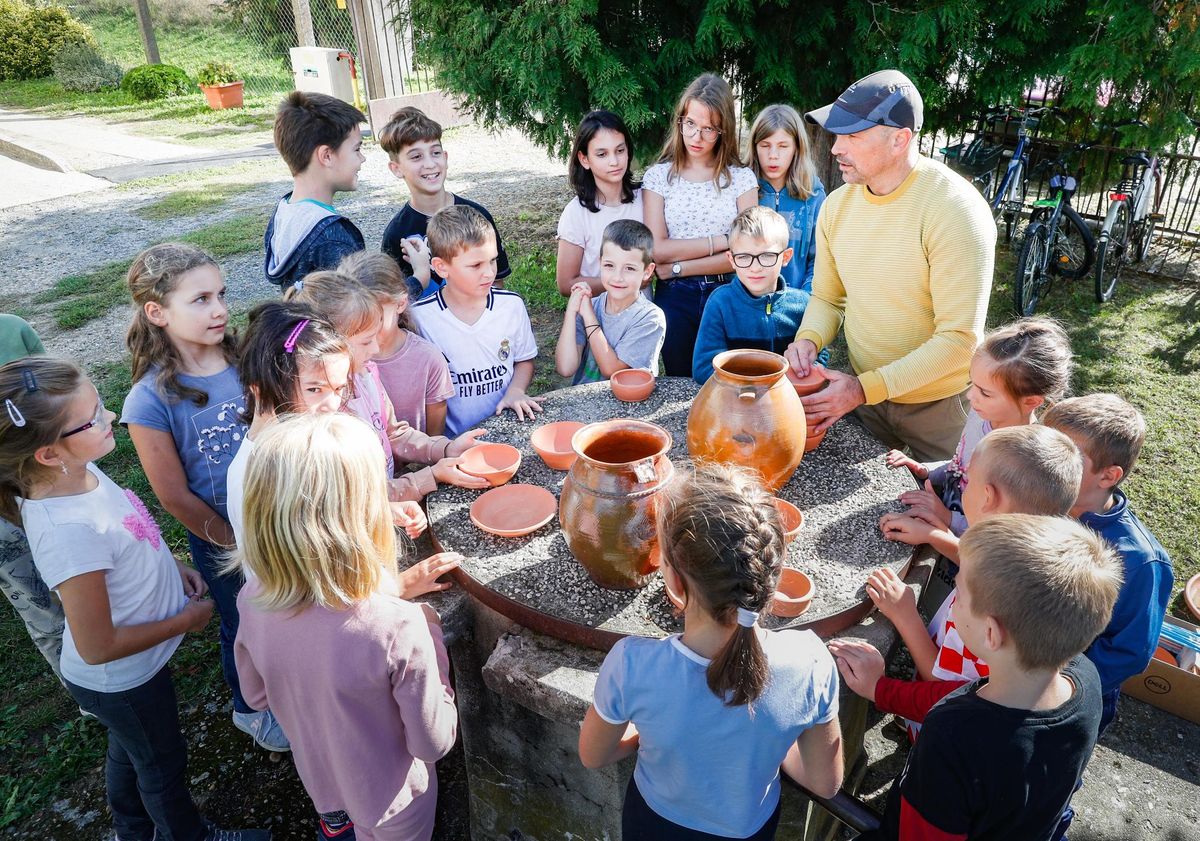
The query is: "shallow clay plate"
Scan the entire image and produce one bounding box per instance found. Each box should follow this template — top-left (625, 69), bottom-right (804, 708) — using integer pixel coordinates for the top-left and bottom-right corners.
top-left (470, 484), bottom-right (558, 537)
top-left (1186, 573), bottom-right (1200, 622)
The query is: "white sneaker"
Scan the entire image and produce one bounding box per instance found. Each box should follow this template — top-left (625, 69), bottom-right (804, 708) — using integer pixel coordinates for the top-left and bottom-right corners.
top-left (231, 709), bottom-right (290, 752)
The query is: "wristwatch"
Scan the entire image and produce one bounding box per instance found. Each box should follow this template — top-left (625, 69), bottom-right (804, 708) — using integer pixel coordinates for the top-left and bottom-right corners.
top-left (671, 262), bottom-right (682, 277)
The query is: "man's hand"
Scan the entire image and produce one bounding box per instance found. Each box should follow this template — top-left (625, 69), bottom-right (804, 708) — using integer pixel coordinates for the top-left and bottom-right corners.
top-left (496, 389), bottom-right (543, 422)
top-left (800, 368), bottom-right (866, 433)
top-left (785, 339), bottom-right (818, 376)
top-left (828, 639), bottom-right (886, 703)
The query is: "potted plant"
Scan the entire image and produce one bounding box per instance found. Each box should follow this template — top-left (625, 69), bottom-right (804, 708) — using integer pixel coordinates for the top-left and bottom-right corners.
top-left (197, 61), bottom-right (244, 109)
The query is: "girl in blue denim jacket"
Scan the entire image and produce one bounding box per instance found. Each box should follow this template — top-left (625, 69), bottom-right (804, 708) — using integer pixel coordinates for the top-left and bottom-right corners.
top-left (750, 105), bottom-right (826, 295)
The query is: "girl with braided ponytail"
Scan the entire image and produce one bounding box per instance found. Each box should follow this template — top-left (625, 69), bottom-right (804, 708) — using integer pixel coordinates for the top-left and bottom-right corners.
top-left (579, 462), bottom-right (844, 840)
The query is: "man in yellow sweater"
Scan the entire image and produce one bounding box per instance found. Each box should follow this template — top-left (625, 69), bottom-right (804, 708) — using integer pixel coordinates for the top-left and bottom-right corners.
top-left (786, 70), bottom-right (995, 461)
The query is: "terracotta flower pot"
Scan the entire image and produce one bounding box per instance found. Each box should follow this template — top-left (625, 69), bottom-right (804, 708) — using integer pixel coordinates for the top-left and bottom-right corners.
top-left (773, 498), bottom-right (804, 544)
top-left (686, 349), bottom-right (806, 491)
top-left (459, 443), bottom-right (521, 487)
top-left (786, 365), bottom-right (829, 397)
top-left (770, 568), bottom-right (815, 618)
top-left (610, 368), bottom-right (656, 402)
top-left (559, 419), bottom-right (674, 589)
top-left (200, 81), bottom-right (244, 110)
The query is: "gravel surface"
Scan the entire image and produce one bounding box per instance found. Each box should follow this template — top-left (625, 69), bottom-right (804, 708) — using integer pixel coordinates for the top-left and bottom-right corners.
top-left (427, 377), bottom-right (914, 643)
top-left (0, 125), bottom-right (570, 365)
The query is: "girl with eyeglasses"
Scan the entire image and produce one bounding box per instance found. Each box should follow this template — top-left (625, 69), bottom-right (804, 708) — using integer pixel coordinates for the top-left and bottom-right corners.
top-left (120, 242), bottom-right (292, 752)
top-left (692, 207), bottom-right (831, 384)
top-left (0, 356), bottom-right (270, 841)
top-left (642, 73), bottom-right (758, 377)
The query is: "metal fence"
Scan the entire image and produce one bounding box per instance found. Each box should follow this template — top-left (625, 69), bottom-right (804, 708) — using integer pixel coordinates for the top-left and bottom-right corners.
top-left (923, 83), bottom-right (1200, 281)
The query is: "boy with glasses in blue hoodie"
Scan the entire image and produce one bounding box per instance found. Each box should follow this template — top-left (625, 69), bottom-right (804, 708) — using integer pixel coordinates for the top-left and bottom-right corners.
top-left (692, 206), bottom-right (827, 383)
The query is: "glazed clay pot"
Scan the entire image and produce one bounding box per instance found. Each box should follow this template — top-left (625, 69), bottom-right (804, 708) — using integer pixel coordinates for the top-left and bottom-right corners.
top-left (560, 419), bottom-right (674, 589)
top-left (687, 349), bottom-right (806, 491)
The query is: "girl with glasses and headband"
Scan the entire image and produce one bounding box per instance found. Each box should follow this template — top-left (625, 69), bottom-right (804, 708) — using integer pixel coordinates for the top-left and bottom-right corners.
top-left (642, 73), bottom-right (759, 377)
top-left (0, 357), bottom-right (270, 841)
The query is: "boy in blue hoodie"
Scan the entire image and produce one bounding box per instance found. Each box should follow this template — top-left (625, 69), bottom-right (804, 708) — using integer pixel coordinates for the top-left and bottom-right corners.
top-left (264, 91), bottom-right (366, 291)
top-left (692, 206), bottom-right (827, 383)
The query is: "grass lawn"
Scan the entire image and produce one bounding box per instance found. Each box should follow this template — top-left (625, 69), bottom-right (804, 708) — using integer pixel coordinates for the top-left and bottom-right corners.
top-left (0, 234), bottom-right (1196, 830)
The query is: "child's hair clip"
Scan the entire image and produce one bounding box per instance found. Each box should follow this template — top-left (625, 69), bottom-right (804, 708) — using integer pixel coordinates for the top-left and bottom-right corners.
top-left (5, 398), bottom-right (26, 428)
top-left (283, 319), bottom-right (310, 354)
top-left (21, 368), bottom-right (38, 393)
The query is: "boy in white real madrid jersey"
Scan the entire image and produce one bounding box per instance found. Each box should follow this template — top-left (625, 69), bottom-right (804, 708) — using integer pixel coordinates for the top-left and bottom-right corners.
top-left (413, 205), bottom-right (542, 436)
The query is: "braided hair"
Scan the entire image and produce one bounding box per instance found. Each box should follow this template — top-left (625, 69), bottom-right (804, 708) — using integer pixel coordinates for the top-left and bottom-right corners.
top-left (656, 461), bottom-right (785, 707)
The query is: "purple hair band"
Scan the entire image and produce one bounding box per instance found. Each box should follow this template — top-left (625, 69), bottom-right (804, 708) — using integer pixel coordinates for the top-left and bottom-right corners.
top-left (283, 319), bottom-right (310, 353)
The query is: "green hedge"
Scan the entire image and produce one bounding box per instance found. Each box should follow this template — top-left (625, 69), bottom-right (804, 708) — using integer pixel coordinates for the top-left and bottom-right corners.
top-left (0, 0), bottom-right (94, 81)
top-left (121, 63), bottom-right (192, 101)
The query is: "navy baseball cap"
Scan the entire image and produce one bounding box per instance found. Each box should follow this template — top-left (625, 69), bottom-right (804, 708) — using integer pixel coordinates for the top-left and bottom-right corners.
top-left (805, 70), bottom-right (923, 134)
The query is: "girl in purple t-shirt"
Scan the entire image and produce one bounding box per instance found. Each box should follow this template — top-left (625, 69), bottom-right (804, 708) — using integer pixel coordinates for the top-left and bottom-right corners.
top-left (339, 251), bottom-right (454, 435)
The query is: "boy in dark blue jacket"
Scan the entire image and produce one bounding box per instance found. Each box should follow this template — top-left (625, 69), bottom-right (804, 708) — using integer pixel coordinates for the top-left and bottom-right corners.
top-left (1045, 394), bottom-right (1174, 735)
top-left (692, 206), bottom-right (827, 383)
top-left (264, 91), bottom-right (366, 291)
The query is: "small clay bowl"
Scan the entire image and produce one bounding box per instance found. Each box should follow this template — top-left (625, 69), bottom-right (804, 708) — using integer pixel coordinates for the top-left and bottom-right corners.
top-left (770, 568), bottom-right (815, 618)
top-left (459, 443), bottom-right (522, 487)
top-left (772, 498), bottom-right (804, 544)
top-left (531, 421), bottom-right (585, 470)
top-left (1152, 645), bottom-right (1177, 667)
top-left (470, 484), bottom-right (558, 537)
top-left (1185, 573), bottom-right (1200, 622)
top-left (610, 368), bottom-right (655, 402)
top-left (804, 425), bottom-right (827, 452)
top-left (787, 366), bottom-right (828, 397)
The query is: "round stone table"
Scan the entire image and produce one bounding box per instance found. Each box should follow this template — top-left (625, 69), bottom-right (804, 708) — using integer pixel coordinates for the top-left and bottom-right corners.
top-left (428, 377), bottom-right (916, 650)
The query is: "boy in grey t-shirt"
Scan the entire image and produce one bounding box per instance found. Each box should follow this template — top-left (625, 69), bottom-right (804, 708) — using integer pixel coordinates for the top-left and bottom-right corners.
top-left (555, 220), bottom-right (666, 384)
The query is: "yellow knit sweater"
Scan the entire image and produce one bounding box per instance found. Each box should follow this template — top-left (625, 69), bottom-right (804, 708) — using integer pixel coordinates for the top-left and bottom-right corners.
top-left (795, 156), bottom-right (995, 405)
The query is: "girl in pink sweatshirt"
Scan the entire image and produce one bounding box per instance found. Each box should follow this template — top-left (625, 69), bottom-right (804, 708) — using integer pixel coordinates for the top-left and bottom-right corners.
top-left (233, 412), bottom-right (460, 841)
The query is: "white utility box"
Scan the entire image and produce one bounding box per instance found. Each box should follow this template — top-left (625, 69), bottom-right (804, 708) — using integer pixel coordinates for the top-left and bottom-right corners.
top-left (290, 47), bottom-right (356, 105)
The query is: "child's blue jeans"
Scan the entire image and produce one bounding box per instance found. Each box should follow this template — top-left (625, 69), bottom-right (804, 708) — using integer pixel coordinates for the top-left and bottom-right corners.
top-left (655, 275), bottom-right (731, 377)
top-left (65, 665), bottom-right (206, 841)
top-left (187, 532), bottom-right (252, 714)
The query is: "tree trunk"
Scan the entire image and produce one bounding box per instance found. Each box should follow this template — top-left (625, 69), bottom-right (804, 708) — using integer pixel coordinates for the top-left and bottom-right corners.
top-left (133, 0), bottom-right (160, 65)
top-left (292, 0), bottom-right (317, 47)
top-left (810, 128), bottom-right (844, 193)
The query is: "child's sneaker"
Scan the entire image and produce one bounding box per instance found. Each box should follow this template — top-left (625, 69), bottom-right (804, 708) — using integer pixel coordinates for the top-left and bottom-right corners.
top-left (205, 829), bottom-right (272, 841)
top-left (232, 709), bottom-right (290, 752)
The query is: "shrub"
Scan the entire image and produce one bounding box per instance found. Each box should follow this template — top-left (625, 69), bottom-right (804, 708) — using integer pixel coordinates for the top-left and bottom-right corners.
top-left (121, 63), bottom-right (192, 101)
top-left (0, 0), bottom-right (95, 81)
top-left (197, 61), bottom-right (240, 87)
top-left (52, 42), bottom-right (123, 92)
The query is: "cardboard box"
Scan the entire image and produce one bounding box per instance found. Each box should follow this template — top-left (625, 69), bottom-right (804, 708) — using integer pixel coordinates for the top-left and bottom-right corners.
top-left (1121, 615), bottom-right (1200, 724)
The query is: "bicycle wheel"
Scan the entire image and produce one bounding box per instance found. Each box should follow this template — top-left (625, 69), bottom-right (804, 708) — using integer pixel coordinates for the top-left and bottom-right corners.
top-left (1134, 215), bottom-right (1157, 262)
top-left (1051, 205), bottom-right (1095, 280)
top-left (1015, 223), bottom-right (1050, 316)
top-left (1001, 166), bottom-right (1027, 243)
top-left (1094, 201), bottom-right (1130, 303)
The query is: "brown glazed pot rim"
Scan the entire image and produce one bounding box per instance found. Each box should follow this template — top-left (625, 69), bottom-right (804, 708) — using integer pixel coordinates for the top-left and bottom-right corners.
top-left (570, 418), bottom-right (673, 467)
top-left (711, 349), bottom-right (789, 383)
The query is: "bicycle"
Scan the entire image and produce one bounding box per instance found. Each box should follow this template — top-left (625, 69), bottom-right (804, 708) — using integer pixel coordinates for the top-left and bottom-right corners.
top-left (1094, 120), bottom-right (1164, 302)
top-left (1013, 142), bottom-right (1097, 316)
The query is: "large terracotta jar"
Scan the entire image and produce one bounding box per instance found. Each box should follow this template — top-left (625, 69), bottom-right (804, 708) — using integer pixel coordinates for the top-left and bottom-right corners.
top-left (560, 419), bottom-right (674, 589)
top-left (687, 349), bottom-right (806, 491)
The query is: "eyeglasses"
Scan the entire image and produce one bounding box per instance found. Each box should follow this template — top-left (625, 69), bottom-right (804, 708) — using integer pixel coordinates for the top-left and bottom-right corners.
top-left (678, 118), bottom-right (722, 141)
top-left (61, 399), bottom-right (107, 439)
top-left (730, 252), bottom-right (783, 268)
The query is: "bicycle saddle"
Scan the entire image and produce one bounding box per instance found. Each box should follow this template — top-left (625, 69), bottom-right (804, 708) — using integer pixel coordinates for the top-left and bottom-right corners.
top-left (1121, 154), bottom-right (1152, 167)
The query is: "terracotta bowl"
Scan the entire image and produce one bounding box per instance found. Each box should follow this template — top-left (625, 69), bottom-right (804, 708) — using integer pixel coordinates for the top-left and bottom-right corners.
top-left (1152, 645), bottom-right (1177, 666)
top-left (804, 425), bottom-right (826, 452)
top-left (470, 484), bottom-right (558, 537)
top-left (772, 498), bottom-right (804, 544)
top-left (770, 568), bottom-right (815, 618)
top-left (530, 421), bottom-right (585, 470)
top-left (787, 366), bottom-right (829, 397)
top-left (1186, 573), bottom-right (1200, 622)
top-left (610, 368), bottom-right (655, 402)
top-left (459, 443), bottom-right (522, 487)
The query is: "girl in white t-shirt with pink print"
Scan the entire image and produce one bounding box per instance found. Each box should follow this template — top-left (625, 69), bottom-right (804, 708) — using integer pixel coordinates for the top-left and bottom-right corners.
top-left (0, 357), bottom-right (267, 841)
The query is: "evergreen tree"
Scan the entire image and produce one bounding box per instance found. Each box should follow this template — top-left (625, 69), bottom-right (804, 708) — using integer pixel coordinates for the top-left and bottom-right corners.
top-left (403, 0), bottom-right (1199, 164)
